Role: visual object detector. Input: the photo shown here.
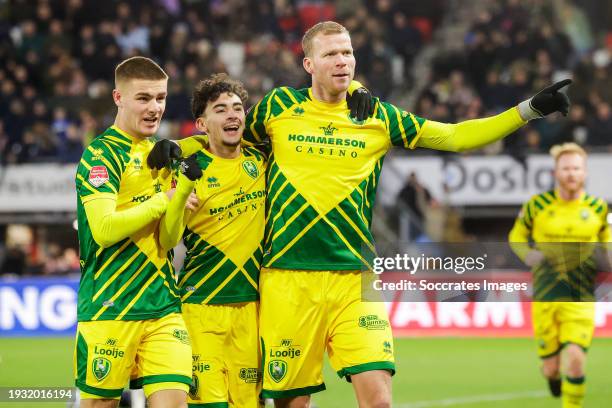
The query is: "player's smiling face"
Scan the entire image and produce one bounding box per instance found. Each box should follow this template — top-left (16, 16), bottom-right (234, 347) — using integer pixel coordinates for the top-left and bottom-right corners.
top-left (304, 32), bottom-right (355, 100)
top-left (113, 78), bottom-right (167, 139)
top-left (555, 152), bottom-right (586, 194)
top-left (196, 92), bottom-right (245, 150)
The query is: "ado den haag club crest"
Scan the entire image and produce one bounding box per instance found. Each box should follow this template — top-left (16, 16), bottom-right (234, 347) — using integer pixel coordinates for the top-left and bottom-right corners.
top-left (268, 360), bottom-right (287, 383)
top-left (242, 160), bottom-right (258, 179)
top-left (92, 357), bottom-right (111, 381)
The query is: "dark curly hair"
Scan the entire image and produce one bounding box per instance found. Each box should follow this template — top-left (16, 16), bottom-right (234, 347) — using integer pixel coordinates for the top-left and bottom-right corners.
top-left (191, 73), bottom-right (249, 119)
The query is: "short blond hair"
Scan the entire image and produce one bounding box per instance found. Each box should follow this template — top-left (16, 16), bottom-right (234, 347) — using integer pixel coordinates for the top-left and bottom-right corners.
top-left (550, 142), bottom-right (587, 162)
top-left (115, 56), bottom-right (168, 86)
top-left (302, 21), bottom-right (348, 57)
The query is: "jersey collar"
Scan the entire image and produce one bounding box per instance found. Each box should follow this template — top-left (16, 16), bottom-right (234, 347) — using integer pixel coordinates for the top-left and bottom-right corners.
top-left (307, 88), bottom-right (346, 110)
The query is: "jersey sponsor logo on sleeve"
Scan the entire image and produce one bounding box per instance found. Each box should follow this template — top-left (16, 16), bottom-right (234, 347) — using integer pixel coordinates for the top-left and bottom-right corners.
top-left (89, 166), bottom-right (109, 188)
top-left (91, 148), bottom-right (104, 161)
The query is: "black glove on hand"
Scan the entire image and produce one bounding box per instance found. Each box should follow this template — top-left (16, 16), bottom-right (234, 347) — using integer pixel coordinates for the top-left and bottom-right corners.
top-left (179, 154), bottom-right (202, 181)
top-left (518, 79), bottom-right (572, 120)
top-left (147, 139), bottom-right (182, 170)
top-left (346, 87), bottom-right (375, 122)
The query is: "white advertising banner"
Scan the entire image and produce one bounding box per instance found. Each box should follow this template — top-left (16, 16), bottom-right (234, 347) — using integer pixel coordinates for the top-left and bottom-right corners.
top-left (0, 164), bottom-right (78, 212)
top-left (380, 153), bottom-right (612, 206)
top-left (1, 154), bottom-right (612, 212)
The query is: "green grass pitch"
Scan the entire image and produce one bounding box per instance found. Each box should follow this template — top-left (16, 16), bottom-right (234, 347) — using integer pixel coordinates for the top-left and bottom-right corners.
top-left (1, 337), bottom-right (611, 407)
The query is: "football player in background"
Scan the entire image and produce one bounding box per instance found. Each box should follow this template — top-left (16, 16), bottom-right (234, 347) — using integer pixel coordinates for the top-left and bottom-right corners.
top-left (510, 143), bottom-right (609, 408)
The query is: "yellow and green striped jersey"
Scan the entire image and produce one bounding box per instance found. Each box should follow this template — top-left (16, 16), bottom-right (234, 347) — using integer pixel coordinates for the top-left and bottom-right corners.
top-left (244, 87), bottom-right (425, 270)
top-left (75, 126), bottom-right (180, 321)
top-left (179, 146), bottom-right (265, 304)
top-left (509, 190), bottom-right (611, 300)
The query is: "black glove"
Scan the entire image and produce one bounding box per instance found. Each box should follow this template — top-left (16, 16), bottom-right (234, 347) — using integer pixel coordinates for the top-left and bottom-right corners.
top-left (518, 79), bottom-right (572, 120)
top-left (179, 154), bottom-right (202, 181)
top-left (346, 87), bottom-right (375, 122)
top-left (147, 139), bottom-right (182, 170)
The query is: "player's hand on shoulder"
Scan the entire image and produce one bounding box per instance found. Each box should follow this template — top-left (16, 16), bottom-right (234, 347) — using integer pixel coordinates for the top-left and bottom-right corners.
top-left (518, 79), bottom-right (572, 120)
top-left (148, 139), bottom-right (182, 169)
top-left (347, 86), bottom-right (375, 122)
top-left (179, 154), bottom-right (203, 181)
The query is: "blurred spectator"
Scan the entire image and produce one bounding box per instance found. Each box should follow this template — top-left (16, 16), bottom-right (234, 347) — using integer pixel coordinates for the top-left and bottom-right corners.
top-left (397, 172), bottom-right (432, 239)
top-left (587, 102), bottom-right (612, 147)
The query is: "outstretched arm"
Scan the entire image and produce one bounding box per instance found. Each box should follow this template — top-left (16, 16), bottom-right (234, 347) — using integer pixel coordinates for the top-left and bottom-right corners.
top-left (416, 107), bottom-right (526, 152)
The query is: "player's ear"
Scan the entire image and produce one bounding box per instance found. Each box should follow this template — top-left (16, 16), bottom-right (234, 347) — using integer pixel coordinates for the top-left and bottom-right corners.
top-left (195, 116), bottom-right (208, 133)
top-left (303, 57), bottom-right (313, 75)
top-left (112, 89), bottom-right (122, 108)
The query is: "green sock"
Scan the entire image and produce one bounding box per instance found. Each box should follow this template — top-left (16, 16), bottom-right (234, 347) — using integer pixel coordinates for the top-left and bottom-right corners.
top-left (562, 376), bottom-right (585, 408)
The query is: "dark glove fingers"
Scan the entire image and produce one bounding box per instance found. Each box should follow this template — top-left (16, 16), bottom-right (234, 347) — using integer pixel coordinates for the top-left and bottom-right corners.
top-left (543, 79), bottom-right (572, 94)
top-left (558, 93), bottom-right (570, 116)
top-left (180, 154), bottom-right (202, 181)
top-left (356, 96), bottom-right (367, 121)
top-left (170, 142), bottom-right (182, 160)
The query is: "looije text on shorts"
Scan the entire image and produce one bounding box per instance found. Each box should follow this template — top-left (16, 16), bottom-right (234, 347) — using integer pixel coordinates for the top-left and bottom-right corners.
top-left (269, 347), bottom-right (301, 358)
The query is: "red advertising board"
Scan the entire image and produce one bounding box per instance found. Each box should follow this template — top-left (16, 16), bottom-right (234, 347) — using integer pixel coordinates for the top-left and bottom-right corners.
top-left (381, 271), bottom-right (612, 337)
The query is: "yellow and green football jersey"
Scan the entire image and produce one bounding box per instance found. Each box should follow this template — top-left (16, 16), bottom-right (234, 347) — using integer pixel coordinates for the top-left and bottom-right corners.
top-left (243, 87), bottom-right (425, 271)
top-left (75, 126), bottom-right (180, 321)
top-left (179, 146), bottom-right (266, 304)
top-left (509, 190), bottom-right (610, 300)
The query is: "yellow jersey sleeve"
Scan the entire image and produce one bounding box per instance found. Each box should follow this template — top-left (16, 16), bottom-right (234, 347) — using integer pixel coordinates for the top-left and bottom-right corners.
top-left (159, 172), bottom-right (197, 251)
top-left (416, 107), bottom-right (526, 152)
top-left (84, 192), bottom-right (168, 248)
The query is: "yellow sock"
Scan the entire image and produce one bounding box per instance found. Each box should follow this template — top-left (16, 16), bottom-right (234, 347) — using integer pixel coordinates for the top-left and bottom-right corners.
top-left (562, 376), bottom-right (585, 408)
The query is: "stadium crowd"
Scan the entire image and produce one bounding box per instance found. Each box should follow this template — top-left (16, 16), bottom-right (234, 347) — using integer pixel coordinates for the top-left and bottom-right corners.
top-left (417, 0), bottom-right (612, 155)
top-left (0, 0), bottom-right (441, 165)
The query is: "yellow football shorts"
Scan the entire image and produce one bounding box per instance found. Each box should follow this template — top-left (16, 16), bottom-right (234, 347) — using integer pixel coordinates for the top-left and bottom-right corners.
top-left (259, 268), bottom-right (395, 399)
top-left (74, 312), bottom-right (192, 399)
top-left (532, 302), bottom-right (595, 358)
top-left (182, 301), bottom-right (261, 407)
